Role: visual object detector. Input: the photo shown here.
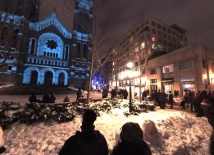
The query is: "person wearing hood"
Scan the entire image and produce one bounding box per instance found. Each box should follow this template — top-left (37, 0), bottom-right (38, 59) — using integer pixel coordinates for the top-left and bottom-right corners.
top-left (201, 94), bottom-right (214, 155)
top-left (58, 109), bottom-right (108, 155)
top-left (111, 122), bottom-right (152, 155)
top-left (193, 90), bottom-right (207, 117)
top-left (0, 125), bottom-right (6, 154)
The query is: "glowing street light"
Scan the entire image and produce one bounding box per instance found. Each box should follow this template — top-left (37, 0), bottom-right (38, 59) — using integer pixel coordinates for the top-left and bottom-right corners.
top-left (117, 61), bottom-right (139, 112)
top-left (126, 62), bottom-right (134, 112)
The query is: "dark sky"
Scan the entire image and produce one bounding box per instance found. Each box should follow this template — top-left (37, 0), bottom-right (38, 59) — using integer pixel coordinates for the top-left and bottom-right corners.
top-left (40, 0), bottom-right (214, 50)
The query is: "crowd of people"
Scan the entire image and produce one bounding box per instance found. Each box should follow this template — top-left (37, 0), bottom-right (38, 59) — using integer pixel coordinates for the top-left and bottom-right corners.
top-left (29, 91), bottom-right (56, 103)
top-left (0, 124), bottom-right (6, 154)
top-left (26, 87), bottom-right (214, 155)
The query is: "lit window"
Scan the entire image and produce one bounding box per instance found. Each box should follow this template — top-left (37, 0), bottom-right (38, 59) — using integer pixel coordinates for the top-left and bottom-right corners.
top-left (140, 42), bottom-right (145, 49)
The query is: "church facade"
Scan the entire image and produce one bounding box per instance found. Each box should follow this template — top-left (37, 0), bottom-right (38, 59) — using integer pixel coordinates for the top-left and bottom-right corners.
top-left (0, 0), bottom-right (93, 88)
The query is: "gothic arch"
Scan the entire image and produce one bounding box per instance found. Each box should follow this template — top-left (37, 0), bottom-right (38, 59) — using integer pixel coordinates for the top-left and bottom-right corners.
top-left (40, 68), bottom-right (56, 85)
top-left (55, 70), bottom-right (68, 85)
top-left (23, 67), bottom-right (40, 84)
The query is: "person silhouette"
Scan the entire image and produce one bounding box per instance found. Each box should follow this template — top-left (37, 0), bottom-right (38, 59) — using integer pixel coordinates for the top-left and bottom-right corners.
top-left (111, 122), bottom-right (151, 155)
top-left (59, 109), bottom-right (108, 155)
top-left (29, 93), bottom-right (37, 103)
top-left (76, 88), bottom-right (82, 101)
top-left (0, 125), bottom-right (6, 154)
top-left (201, 96), bottom-right (214, 155)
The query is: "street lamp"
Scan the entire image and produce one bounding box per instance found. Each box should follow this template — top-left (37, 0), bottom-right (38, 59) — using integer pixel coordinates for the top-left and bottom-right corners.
top-left (127, 62), bottom-right (134, 112)
top-left (118, 62), bottom-right (139, 112)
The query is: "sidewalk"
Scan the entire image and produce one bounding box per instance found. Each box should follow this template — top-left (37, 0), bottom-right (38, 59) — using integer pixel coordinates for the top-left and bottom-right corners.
top-left (0, 92), bottom-right (103, 105)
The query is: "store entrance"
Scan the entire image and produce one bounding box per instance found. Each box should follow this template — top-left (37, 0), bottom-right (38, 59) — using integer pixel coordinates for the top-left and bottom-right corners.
top-left (164, 84), bottom-right (174, 94)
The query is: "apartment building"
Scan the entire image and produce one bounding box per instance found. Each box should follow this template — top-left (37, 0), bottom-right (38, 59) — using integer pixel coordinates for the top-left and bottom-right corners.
top-left (106, 17), bottom-right (188, 93)
top-left (111, 44), bottom-right (214, 96)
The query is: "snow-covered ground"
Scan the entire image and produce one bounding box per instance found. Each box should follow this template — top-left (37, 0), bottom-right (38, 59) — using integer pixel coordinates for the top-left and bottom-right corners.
top-left (1, 99), bottom-right (213, 155)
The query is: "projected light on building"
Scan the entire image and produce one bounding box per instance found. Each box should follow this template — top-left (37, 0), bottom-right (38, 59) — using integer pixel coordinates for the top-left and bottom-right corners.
top-left (0, 0), bottom-right (93, 88)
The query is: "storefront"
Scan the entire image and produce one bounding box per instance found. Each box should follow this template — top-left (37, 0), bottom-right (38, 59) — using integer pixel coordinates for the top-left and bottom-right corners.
top-left (181, 81), bottom-right (195, 95)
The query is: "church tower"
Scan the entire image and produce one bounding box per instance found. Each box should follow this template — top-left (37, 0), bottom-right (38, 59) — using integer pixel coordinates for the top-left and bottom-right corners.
top-left (70, 0), bottom-right (93, 88)
top-left (0, 0), bottom-right (40, 22)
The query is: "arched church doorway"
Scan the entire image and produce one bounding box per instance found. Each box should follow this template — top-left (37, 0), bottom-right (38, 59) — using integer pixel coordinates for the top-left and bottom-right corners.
top-left (44, 71), bottom-right (53, 85)
top-left (30, 71), bottom-right (38, 85)
top-left (58, 73), bottom-right (65, 86)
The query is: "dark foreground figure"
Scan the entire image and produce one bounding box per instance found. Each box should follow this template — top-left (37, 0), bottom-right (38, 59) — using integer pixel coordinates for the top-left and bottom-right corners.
top-left (111, 122), bottom-right (152, 155)
top-left (201, 95), bottom-right (214, 155)
top-left (0, 125), bottom-right (6, 154)
top-left (59, 109), bottom-right (108, 155)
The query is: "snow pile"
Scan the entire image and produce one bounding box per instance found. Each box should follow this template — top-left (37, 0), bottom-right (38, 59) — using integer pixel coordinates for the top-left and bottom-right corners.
top-left (0, 83), bottom-right (14, 89)
top-left (2, 100), bottom-right (213, 155)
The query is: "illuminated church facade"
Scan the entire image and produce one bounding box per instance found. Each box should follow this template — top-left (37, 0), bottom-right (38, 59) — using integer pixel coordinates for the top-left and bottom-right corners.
top-left (0, 0), bottom-right (93, 88)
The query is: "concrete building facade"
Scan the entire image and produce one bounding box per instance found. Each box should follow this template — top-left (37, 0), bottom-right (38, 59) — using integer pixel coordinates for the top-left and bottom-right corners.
top-left (111, 44), bottom-right (214, 96)
top-left (106, 17), bottom-right (190, 96)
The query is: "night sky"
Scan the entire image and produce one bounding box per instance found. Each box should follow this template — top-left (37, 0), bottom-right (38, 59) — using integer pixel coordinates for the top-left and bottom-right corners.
top-left (40, 0), bottom-right (214, 51)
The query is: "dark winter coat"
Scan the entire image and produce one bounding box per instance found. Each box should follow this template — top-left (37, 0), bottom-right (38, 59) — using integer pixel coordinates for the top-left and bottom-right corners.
top-left (168, 94), bottom-right (173, 103)
top-left (59, 130), bottom-right (108, 155)
top-left (29, 94), bottom-right (37, 103)
top-left (142, 91), bottom-right (148, 98)
top-left (42, 94), bottom-right (51, 103)
top-left (202, 103), bottom-right (214, 128)
top-left (201, 98), bottom-right (214, 155)
top-left (110, 141), bottom-right (152, 155)
top-left (50, 93), bottom-right (56, 103)
top-left (77, 89), bottom-right (82, 98)
top-left (159, 92), bottom-right (166, 103)
top-left (193, 91), bottom-right (207, 108)
top-left (123, 90), bottom-right (128, 99)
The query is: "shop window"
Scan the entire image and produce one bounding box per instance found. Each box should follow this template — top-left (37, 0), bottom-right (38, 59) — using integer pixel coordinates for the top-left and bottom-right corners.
top-left (150, 79), bottom-right (157, 84)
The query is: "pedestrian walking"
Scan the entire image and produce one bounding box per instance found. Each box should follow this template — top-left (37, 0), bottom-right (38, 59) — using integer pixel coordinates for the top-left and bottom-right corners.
top-left (159, 90), bottom-right (166, 109)
top-left (76, 88), bottom-right (82, 101)
top-left (168, 91), bottom-right (174, 109)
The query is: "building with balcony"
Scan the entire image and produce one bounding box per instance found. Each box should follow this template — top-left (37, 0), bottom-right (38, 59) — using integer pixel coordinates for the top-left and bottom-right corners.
top-left (111, 44), bottom-right (214, 96)
top-left (0, 0), bottom-right (93, 88)
top-left (105, 17), bottom-right (188, 93)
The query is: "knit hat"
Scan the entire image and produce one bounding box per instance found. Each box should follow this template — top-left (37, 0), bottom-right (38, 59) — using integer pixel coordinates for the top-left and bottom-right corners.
top-left (120, 122), bottom-right (143, 143)
top-left (82, 109), bottom-right (97, 127)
